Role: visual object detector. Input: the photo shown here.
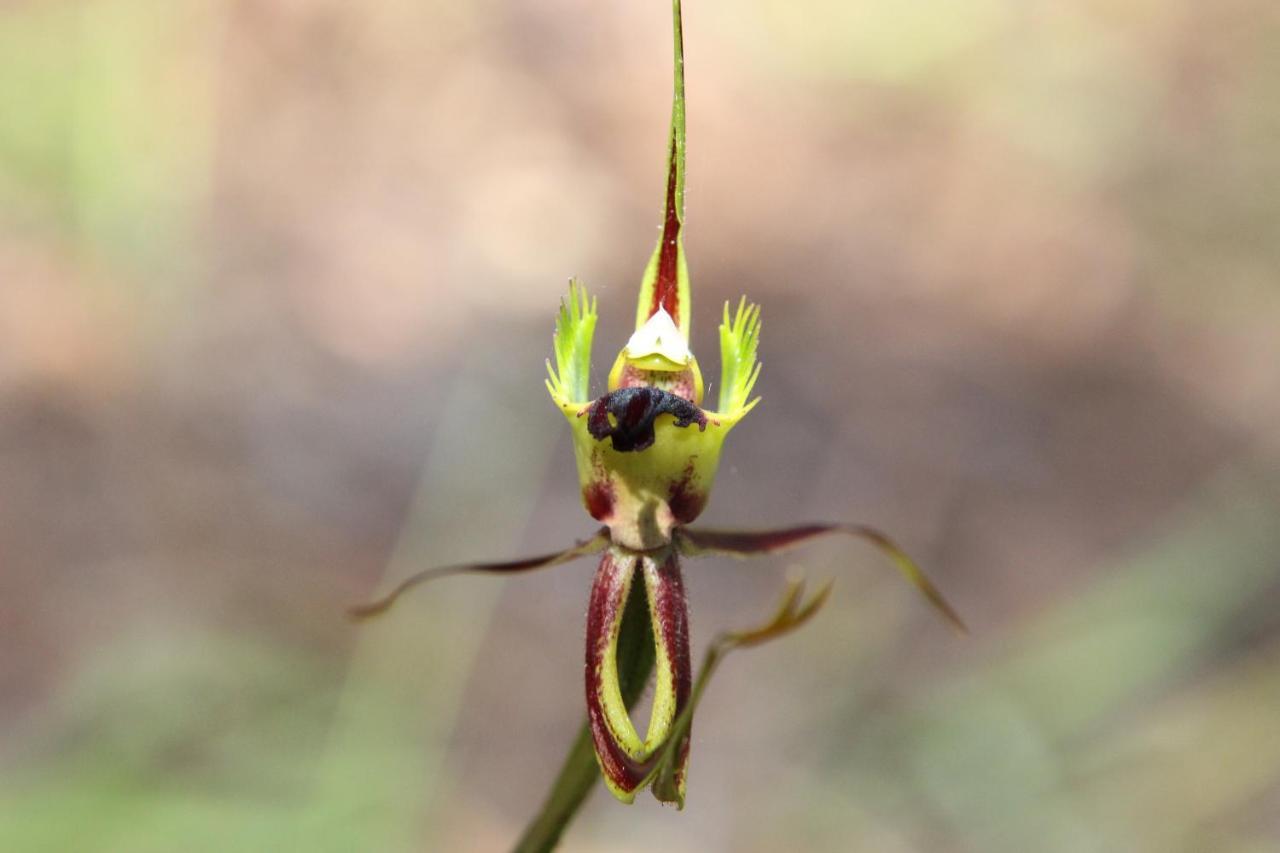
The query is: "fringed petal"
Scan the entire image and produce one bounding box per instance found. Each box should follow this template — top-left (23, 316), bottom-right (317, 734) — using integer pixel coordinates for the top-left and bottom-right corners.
top-left (546, 279), bottom-right (598, 409)
top-left (717, 297), bottom-right (762, 416)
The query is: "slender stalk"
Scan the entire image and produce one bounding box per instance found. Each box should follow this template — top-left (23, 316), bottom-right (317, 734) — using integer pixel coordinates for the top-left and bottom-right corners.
top-left (512, 570), bottom-right (655, 853)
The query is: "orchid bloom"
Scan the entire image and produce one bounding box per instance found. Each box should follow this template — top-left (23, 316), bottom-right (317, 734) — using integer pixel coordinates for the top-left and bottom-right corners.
top-left (352, 0), bottom-right (963, 811)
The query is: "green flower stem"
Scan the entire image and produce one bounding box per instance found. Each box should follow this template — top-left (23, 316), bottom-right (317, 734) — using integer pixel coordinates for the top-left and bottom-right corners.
top-left (510, 723), bottom-right (599, 853)
top-left (513, 572), bottom-right (656, 853)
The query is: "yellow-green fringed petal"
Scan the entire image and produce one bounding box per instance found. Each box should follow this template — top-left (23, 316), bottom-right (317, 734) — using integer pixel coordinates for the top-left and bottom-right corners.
top-left (546, 279), bottom-right (597, 408)
top-left (718, 297), bottom-right (762, 415)
top-left (640, 549), bottom-right (692, 805)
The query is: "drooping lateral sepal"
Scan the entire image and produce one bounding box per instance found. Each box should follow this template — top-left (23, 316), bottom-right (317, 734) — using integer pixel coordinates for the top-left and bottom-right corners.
top-left (676, 523), bottom-right (967, 633)
top-left (348, 529), bottom-right (608, 621)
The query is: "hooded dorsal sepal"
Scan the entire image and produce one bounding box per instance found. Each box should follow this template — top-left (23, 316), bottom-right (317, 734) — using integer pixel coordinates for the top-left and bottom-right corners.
top-left (635, 0), bottom-right (691, 340)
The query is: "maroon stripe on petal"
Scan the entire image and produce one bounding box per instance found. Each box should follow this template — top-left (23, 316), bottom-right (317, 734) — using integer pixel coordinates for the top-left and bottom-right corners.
top-left (667, 463), bottom-right (707, 525)
top-left (646, 549), bottom-right (692, 796)
top-left (584, 550), bottom-right (649, 794)
top-left (583, 480), bottom-right (615, 523)
top-left (649, 142), bottom-right (682, 325)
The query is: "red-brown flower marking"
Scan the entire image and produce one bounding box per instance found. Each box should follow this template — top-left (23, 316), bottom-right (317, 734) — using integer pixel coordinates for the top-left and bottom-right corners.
top-left (584, 543), bottom-right (694, 801)
top-left (585, 549), bottom-right (649, 793)
top-left (645, 547), bottom-right (692, 791)
top-left (583, 478), bottom-right (616, 524)
top-left (666, 461), bottom-right (707, 526)
top-left (650, 144), bottom-right (682, 325)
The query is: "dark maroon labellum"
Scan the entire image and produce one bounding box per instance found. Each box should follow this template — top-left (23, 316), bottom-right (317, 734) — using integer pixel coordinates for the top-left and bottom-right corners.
top-left (586, 387), bottom-right (707, 452)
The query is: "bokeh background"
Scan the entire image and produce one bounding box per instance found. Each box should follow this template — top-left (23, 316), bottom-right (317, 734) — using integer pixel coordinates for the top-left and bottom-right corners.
top-left (3, 0), bottom-right (1280, 850)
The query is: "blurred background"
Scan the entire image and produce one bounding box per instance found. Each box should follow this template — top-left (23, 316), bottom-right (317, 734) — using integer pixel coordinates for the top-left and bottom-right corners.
top-left (2, 0), bottom-right (1279, 850)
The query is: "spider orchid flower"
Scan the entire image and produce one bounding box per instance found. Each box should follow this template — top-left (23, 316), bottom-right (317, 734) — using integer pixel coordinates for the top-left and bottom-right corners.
top-left (351, 0), bottom-right (963, 812)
